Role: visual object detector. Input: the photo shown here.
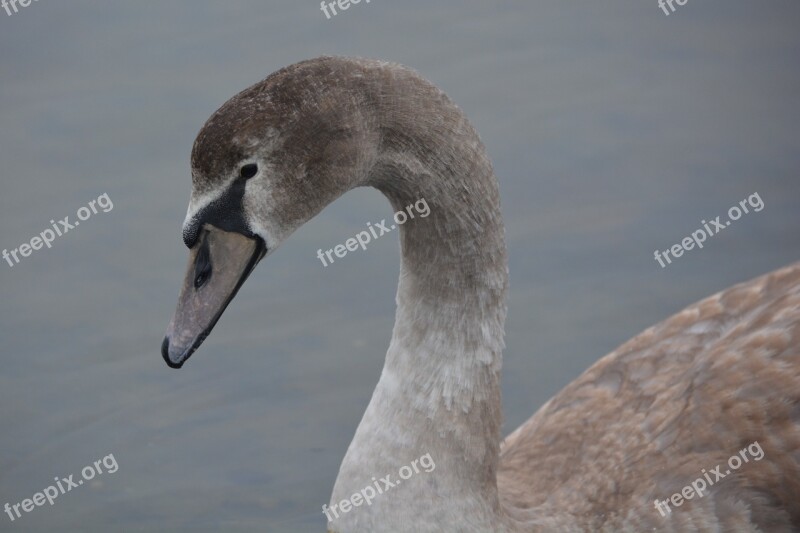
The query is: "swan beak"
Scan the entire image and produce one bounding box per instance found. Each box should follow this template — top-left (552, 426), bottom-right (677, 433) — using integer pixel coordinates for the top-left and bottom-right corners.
top-left (161, 225), bottom-right (266, 369)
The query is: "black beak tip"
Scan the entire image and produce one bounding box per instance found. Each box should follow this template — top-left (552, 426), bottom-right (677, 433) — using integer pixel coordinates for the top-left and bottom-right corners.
top-left (161, 336), bottom-right (186, 369)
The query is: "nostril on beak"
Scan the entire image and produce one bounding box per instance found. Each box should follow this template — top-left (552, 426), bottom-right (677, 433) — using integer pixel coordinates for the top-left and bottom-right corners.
top-left (193, 235), bottom-right (213, 289)
top-left (194, 263), bottom-right (212, 289)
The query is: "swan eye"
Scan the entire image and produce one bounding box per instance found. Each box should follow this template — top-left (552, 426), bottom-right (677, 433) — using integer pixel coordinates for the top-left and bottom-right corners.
top-left (240, 164), bottom-right (258, 179)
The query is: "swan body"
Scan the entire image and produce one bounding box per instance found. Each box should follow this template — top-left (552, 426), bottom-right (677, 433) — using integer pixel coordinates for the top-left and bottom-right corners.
top-left (162, 56), bottom-right (800, 532)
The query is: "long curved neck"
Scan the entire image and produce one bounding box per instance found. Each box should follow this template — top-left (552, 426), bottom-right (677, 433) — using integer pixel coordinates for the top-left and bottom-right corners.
top-left (329, 66), bottom-right (510, 532)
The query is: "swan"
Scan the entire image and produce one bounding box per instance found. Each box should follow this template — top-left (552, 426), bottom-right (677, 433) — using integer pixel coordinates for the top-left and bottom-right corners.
top-left (161, 56), bottom-right (800, 532)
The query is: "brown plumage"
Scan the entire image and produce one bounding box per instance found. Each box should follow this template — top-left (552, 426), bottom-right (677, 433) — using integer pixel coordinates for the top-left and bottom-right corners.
top-left (500, 263), bottom-right (800, 531)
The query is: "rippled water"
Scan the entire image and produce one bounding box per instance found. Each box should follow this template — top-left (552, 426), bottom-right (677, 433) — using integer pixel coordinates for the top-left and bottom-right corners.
top-left (1, 1), bottom-right (798, 531)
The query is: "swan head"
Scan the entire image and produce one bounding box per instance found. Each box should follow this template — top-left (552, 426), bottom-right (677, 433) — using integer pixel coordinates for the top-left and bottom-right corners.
top-left (162, 57), bottom-right (376, 368)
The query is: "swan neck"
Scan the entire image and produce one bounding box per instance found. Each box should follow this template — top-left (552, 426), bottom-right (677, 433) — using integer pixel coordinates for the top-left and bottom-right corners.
top-left (330, 68), bottom-right (511, 530)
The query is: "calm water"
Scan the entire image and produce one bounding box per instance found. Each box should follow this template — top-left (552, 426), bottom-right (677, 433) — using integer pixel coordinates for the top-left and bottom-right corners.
top-left (1, 1), bottom-right (798, 531)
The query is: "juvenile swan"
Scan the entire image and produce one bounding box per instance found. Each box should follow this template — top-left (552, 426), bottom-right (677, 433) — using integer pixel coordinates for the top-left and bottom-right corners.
top-left (162, 57), bottom-right (800, 532)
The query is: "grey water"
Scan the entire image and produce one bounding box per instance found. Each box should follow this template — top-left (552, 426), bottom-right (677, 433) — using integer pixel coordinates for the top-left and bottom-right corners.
top-left (1, 1), bottom-right (798, 531)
